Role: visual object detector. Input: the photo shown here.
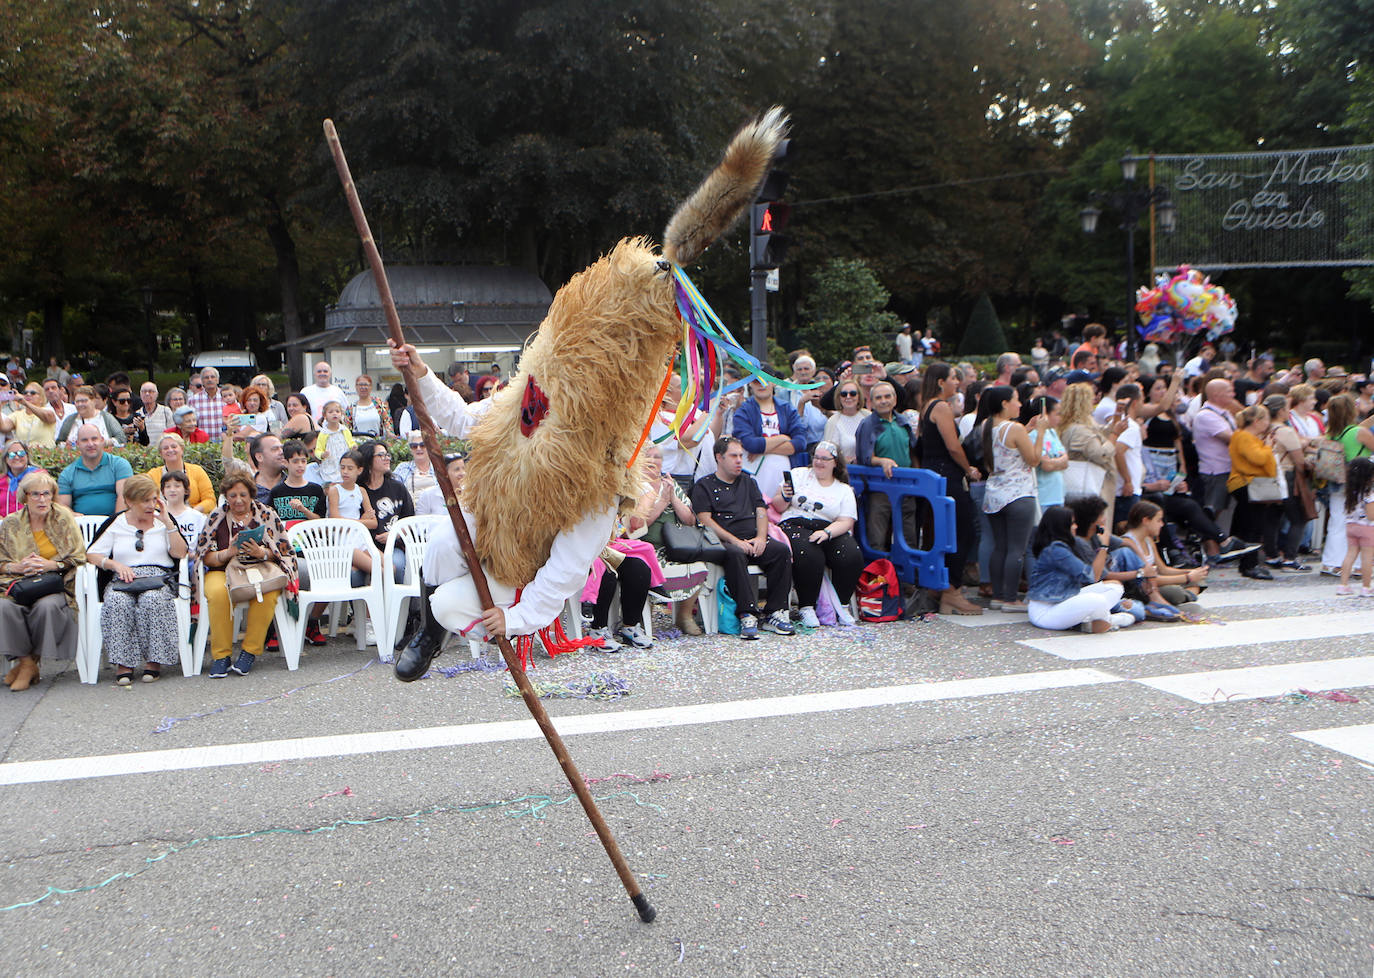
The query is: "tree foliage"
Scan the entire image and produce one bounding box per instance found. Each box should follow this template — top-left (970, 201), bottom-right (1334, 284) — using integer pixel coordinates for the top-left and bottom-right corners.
top-left (797, 258), bottom-right (901, 367)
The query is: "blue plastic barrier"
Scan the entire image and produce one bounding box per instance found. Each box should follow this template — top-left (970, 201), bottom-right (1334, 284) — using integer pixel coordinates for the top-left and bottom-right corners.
top-left (847, 464), bottom-right (957, 591)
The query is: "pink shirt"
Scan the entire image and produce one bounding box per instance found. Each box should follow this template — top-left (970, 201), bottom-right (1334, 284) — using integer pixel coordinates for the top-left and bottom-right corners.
top-left (1192, 403), bottom-right (1236, 475)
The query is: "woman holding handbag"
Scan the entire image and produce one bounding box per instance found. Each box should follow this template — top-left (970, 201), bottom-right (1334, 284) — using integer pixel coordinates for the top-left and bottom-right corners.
top-left (1227, 405), bottom-right (1282, 581)
top-left (196, 472), bottom-right (297, 677)
top-left (1320, 394), bottom-right (1374, 576)
top-left (1058, 382), bottom-right (1126, 531)
top-left (0, 471), bottom-right (84, 691)
top-left (86, 475), bottom-right (187, 685)
top-left (1263, 394), bottom-right (1314, 572)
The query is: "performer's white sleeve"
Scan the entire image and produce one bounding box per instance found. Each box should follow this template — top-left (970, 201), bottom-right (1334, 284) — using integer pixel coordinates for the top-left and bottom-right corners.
top-left (416, 368), bottom-right (470, 437)
top-left (503, 505), bottom-right (617, 635)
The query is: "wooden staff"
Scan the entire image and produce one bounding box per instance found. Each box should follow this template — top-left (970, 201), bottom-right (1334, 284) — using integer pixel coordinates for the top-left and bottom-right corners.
top-left (323, 119), bottom-right (656, 924)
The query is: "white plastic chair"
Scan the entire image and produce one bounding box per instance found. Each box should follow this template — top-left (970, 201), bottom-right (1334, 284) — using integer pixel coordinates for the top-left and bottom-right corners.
top-left (381, 515), bottom-right (444, 661)
top-left (73, 515), bottom-right (107, 683)
top-left (284, 519), bottom-right (387, 662)
top-left (77, 553), bottom-right (194, 683)
top-left (192, 562), bottom-right (298, 675)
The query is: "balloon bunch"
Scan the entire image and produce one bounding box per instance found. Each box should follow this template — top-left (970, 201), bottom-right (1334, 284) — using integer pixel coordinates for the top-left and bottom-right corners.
top-left (1134, 265), bottom-right (1238, 343)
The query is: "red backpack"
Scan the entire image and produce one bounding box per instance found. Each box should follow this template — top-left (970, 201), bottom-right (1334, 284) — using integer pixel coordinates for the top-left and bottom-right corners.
top-left (856, 559), bottom-right (903, 622)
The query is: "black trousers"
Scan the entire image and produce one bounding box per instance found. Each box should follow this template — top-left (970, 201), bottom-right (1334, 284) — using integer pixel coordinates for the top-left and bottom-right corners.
top-left (1230, 486), bottom-right (1277, 568)
top-left (712, 522), bottom-right (792, 617)
top-left (590, 555), bottom-right (650, 629)
top-left (781, 519), bottom-right (864, 606)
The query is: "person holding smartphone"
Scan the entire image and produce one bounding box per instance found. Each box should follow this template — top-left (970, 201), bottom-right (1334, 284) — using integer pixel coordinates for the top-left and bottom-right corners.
top-left (769, 442), bottom-right (863, 627)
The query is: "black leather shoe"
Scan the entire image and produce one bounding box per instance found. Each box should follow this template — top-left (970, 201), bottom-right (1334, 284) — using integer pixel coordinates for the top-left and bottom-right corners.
top-left (394, 581), bottom-right (448, 682)
top-left (1240, 566), bottom-right (1274, 581)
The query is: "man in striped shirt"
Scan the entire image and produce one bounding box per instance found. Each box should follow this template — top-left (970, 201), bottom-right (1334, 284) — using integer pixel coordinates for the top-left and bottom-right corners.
top-left (186, 367), bottom-right (225, 440)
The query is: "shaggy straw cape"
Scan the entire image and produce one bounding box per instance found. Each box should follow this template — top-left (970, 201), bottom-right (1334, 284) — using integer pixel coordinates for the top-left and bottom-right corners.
top-left (464, 107), bottom-right (789, 587)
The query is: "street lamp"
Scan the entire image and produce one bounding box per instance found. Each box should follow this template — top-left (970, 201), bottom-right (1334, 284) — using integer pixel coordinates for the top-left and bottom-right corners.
top-left (1080, 154), bottom-right (1176, 360)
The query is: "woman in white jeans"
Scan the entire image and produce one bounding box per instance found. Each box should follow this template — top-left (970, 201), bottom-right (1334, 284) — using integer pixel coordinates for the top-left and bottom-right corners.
top-left (1025, 505), bottom-right (1135, 633)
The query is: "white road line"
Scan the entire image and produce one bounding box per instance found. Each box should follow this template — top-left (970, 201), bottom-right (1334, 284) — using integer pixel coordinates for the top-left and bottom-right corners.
top-left (944, 584), bottom-right (1339, 628)
top-left (1017, 611), bottom-right (1374, 661)
top-left (1293, 724), bottom-right (1374, 765)
top-left (0, 668), bottom-right (1123, 787)
top-left (1136, 655), bottom-right (1374, 704)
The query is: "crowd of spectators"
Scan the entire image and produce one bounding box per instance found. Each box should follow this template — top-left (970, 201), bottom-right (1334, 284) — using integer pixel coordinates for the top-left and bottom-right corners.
top-left (1, 329), bottom-right (1367, 686)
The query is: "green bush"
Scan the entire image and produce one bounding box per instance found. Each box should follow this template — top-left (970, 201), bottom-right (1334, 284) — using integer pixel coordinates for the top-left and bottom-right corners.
top-left (957, 294), bottom-right (1010, 357)
top-left (797, 258), bottom-right (902, 368)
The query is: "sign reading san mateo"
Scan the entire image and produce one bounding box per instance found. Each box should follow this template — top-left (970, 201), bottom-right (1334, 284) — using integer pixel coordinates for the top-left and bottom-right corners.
top-left (1152, 145), bottom-right (1374, 271)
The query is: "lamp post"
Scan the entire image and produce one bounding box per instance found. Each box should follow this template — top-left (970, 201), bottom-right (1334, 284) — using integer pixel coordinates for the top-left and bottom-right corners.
top-left (1080, 155), bottom-right (1176, 362)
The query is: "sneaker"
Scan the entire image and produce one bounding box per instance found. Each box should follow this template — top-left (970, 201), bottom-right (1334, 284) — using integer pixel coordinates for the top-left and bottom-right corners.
top-left (587, 626), bottom-right (622, 652)
top-left (1278, 560), bottom-right (1310, 573)
top-left (1240, 566), bottom-right (1274, 581)
top-left (798, 606), bottom-right (820, 628)
top-left (304, 622), bottom-right (328, 647)
top-left (1265, 557), bottom-right (1284, 568)
top-left (834, 607), bottom-right (856, 626)
top-left (1212, 537), bottom-right (1261, 563)
top-left (1321, 566), bottom-right (1341, 577)
top-left (615, 623), bottom-right (652, 649)
top-left (364, 620), bottom-right (377, 647)
top-left (229, 651), bottom-right (256, 676)
top-left (761, 611), bottom-right (795, 635)
top-left (738, 614), bottom-right (759, 640)
top-left (208, 656), bottom-right (230, 678)
top-left (1336, 585), bottom-right (1355, 596)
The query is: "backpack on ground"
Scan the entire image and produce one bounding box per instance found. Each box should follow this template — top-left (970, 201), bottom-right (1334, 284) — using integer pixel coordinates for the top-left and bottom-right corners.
top-left (856, 558), bottom-right (904, 622)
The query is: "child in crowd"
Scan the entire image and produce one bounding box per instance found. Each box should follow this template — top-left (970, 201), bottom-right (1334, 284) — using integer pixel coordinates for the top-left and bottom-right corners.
top-left (160, 470), bottom-right (206, 555)
top-left (415, 454), bottom-right (465, 516)
top-left (1338, 457), bottom-right (1374, 596)
top-left (269, 439), bottom-right (328, 528)
top-left (314, 401), bottom-right (356, 485)
top-left (328, 449), bottom-right (377, 581)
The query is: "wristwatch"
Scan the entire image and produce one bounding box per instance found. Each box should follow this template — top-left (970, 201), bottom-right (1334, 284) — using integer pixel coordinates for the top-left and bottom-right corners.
top-left (1135, 569), bottom-right (1145, 580)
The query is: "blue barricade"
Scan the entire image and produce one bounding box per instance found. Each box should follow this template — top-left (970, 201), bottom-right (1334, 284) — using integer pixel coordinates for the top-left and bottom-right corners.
top-left (847, 464), bottom-right (957, 591)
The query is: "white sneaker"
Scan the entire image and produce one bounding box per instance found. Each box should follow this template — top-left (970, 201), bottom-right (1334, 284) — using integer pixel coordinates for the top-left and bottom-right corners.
top-left (798, 606), bottom-right (820, 628)
top-left (588, 626), bottom-right (622, 652)
top-left (834, 607), bottom-right (856, 626)
top-left (1109, 611), bottom-right (1137, 629)
top-left (615, 623), bottom-right (652, 648)
top-left (364, 620), bottom-right (377, 647)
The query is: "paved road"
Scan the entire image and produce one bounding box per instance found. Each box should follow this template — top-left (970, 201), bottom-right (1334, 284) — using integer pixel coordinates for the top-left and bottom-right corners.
top-left (2, 570), bottom-right (1372, 976)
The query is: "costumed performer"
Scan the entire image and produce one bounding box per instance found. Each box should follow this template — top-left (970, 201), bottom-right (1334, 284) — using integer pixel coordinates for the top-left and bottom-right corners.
top-left (392, 108), bottom-right (793, 681)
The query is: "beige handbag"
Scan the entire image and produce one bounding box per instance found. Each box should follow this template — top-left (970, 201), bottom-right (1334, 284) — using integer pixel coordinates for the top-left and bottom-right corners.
top-left (225, 556), bottom-right (288, 603)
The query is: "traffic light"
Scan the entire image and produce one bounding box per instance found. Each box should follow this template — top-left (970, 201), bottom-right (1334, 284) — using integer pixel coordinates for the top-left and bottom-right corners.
top-left (750, 138), bottom-right (795, 270)
top-left (750, 202), bottom-right (791, 269)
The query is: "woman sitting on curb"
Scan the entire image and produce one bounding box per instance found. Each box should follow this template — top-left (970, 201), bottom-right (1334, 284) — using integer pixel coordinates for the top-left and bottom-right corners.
top-left (1026, 505), bottom-right (1136, 634)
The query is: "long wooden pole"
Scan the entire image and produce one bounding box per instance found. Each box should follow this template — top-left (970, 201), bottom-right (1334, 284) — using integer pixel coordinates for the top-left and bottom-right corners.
top-left (323, 120), bottom-right (656, 924)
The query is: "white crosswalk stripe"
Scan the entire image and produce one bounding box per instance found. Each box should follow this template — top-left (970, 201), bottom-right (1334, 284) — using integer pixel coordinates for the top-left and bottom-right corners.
top-left (1136, 656), bottom-right (1374, 704)
top-left (1292, 724), bottom-right (1374, 766)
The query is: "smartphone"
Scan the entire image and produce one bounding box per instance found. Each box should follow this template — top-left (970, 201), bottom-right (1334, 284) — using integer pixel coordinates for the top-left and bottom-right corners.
top-left (783, 470), bottom-right (794, 492)
top-left (854, 362), bottom-right (876, 376)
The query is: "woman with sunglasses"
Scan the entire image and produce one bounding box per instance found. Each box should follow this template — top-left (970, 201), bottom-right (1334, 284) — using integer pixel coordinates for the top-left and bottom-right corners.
top-left (771, 440), bottom-right (862, 627)
top-left (0, 471), bottom-right (84, 691)
top-left (821, 382), bottom-right (870, 465)
top-left (0, 382), bottom-right (58, 449)
top-left (86, 475), bottom-right (187, 684)
top-left (0, 441), bottom-right (44, 518)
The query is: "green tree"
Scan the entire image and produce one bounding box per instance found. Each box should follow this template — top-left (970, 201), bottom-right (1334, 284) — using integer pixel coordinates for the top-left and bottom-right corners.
top-left (797, 258), bottom-right (901, 366)
top-left (958, 293), bottom-right (1008, 355)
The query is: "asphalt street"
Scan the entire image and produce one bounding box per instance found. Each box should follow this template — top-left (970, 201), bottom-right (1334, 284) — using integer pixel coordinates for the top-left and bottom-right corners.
top-left (2, 569), bottom-right (1371, 977)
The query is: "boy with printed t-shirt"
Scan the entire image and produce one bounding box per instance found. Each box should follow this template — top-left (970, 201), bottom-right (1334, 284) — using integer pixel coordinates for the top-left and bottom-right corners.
top-left (269, 440), bottom-right (328, 528)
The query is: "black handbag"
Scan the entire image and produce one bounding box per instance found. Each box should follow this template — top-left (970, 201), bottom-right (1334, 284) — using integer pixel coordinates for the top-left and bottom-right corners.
top-left (662, 522), bottom-right (728, 564)
top-left (109, 570), bottom-right (177, 595)
top-left (4, 571), bottom-right (65, 607)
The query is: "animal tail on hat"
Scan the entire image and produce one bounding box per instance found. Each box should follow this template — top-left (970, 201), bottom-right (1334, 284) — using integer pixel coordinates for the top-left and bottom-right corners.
top-left (661, 106), bottom-right (789, 267)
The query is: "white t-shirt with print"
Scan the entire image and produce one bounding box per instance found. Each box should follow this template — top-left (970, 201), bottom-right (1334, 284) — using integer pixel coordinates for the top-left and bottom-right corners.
top-left (778, 467), bottom-right (858, 524)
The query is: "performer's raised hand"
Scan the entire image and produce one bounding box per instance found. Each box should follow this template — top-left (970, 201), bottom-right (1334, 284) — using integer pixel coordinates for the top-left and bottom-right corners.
top-left (388, 339), bottom-right (428, 378)
top-left (480, 605), bottom-right (508, 639)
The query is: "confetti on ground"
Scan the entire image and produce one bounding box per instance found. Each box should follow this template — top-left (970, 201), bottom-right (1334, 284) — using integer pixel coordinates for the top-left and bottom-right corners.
top-left (152, 660), bottom-right (375, 734)
top-left (503, 672), bottom-right (631, 701)
top-left (307, 787), bottom-right (354, 807)
top-left (0, 788), bottom-right (662, 913)
top-left (426, 657), bottom-right (507, 678)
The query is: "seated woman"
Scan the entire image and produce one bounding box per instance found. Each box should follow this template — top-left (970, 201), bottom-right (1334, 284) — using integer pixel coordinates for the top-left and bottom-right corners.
top-left (172, 405), bottom-right (210, 444)
top-left (1113, 500), bottom-right (1208, 613)
top-left (631, 443), bottom-right (707, 635)
top-left (583, 544), bottom-right (656, 651)
top-left (144, 432), bottom-right (216, 514)
top-left (1069, 495), bottom-right (1144, 624)
top-left (1026, 504), bottom-right (1136, 634)
top-left (770, 440), bottom-right (863, 627)
top-left (0, 471), bottom-right (84, 691)
top-left (86, 474), bottom-right (188, 684)
top-left (0, 441), bottom-right (45, 518)
top-left (394, 431), bottom-right (440, 498)
top-left (280, 392), bottom-right (318, 440)
top-left (196, 472), bottom-right (297, 677)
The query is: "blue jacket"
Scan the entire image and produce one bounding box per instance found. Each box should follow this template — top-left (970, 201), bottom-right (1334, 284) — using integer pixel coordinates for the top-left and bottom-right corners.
top-left (855, 411), bottom-right (918, 466)
top-left (1026, 540), bottom-right (1096, 603)
top-left (732, 398), bottom-right (806, 458)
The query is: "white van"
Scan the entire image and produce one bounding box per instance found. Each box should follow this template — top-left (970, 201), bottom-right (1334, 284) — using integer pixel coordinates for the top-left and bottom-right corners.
top-left (189, 350), bottom-right (259, 387)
